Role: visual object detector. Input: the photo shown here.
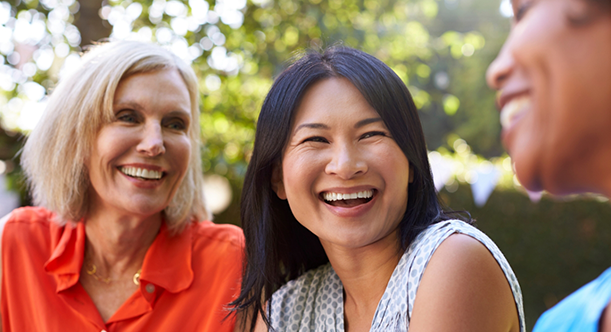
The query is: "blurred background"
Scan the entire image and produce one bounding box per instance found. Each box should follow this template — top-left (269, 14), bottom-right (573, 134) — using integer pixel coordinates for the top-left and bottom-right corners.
top-left (1, 0), bottom-right (610, 329)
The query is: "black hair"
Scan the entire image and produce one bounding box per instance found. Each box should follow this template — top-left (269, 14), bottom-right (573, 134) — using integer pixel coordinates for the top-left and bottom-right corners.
top-left (230, 46), bottom-right (465, 331)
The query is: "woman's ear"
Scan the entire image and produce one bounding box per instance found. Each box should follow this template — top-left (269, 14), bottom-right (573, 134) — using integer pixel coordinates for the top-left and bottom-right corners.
top-left (271, 164), bottom-right (287, 200)
top-left (409, 166), bottom-right (415, 183)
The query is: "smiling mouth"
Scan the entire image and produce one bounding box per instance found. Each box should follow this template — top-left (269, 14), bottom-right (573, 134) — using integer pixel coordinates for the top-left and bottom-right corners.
top-left (320, 190), bottom-right (375, 207)
top-left (500, 96), bottom-right (531, 130)
top-left (119, 166), bottom-right (165, 181)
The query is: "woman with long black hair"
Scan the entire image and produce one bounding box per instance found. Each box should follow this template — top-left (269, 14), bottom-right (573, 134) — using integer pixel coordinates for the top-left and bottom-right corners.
top-left (233, 46), bottom-right (524, 332)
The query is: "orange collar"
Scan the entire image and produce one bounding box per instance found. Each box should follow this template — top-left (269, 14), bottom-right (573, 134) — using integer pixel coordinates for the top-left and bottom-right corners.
top-left (44, 221), bottom-right (194, 294)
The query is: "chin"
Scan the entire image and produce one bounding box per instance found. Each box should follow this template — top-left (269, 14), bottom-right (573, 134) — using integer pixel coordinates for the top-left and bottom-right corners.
top-left (516, 156), bottom-right (596, 197)
top-left (127, 202), bottom-right (166, 218)
top-left (514, 169), bottom-right (544, 193)
top-left (509, 146), bottom-right (544, 193)
top-left (325, 233), bottom-right (375, 249)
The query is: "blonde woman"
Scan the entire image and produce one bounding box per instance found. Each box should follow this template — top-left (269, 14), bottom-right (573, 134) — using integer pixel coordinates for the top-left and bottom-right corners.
top-left (0, 41), bottom-right (243, 331)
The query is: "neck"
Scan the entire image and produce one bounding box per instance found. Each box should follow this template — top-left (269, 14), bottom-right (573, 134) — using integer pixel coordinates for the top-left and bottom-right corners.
top-left (322, 231), bottom-right (402, 316)
top-left (84, 208), bottom-right (162, 277)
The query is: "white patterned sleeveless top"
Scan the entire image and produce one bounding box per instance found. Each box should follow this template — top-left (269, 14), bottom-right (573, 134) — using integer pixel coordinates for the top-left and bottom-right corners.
top-left (269, 220), bottom-right (525, 332)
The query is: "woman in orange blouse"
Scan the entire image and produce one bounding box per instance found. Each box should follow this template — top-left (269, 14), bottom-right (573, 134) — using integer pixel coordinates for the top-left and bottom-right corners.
top-left (0, 41), bottom-right (243, 332)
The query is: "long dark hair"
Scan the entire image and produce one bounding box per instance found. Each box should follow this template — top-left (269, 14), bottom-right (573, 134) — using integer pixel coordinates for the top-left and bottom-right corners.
top-left (231, 46), bottom-right (460, 331)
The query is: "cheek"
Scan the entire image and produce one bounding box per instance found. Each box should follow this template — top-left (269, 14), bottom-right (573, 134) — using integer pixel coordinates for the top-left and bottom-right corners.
top-left (282, 152), bottom-right (321, 196)
top-left (389, 158), bottom-right (410, 196)
top-left (372, 145), bottom-right (410, 197)
top-left (374, 145), bottom-right (410, 181)
top-left (281, 167), bottom-right (304, 201)
top-left (170, 136), bottom-right (192, 173)
top-left (91, 128), bottom-right (127, 170)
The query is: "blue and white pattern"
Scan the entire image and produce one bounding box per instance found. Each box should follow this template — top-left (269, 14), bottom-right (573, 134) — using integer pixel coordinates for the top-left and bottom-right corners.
top-left (269, 220), bottom-right (525, 332)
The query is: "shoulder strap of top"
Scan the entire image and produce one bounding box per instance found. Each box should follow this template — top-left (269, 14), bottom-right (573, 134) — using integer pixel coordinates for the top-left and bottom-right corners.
top-left (371, 220), bottom-right (525, 332)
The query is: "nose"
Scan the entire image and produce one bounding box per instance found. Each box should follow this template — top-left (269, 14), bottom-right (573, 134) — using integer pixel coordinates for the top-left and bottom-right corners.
top-left (137, 123), bottom-right (165, 157)
top-left (325, 143), bottom-right (367, 179)
top-left (486, 42), bottom-right (515, 90)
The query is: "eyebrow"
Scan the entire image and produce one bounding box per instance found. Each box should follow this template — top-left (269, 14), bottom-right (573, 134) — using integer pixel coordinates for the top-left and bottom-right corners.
top-left (294, 123), bottom-right (330, 133)
top-left (355, 117), bottom-right (383, 128)
top-left (293, 117), bottom-right (383, 134)
top-left (166, 109), bottom-right (192, 119)
top-left (114, 101), bottom-right (143, 111)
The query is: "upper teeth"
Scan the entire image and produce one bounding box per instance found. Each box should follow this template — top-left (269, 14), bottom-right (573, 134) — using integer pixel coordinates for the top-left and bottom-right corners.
top-left (323, 190), bottom-right (373, 201)
top-left (500, 96), bottom-right (531, 129)
top-left (120, 166), bottom-right (162, 180)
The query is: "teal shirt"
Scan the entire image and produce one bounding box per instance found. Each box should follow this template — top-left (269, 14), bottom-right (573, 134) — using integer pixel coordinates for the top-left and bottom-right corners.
top-left (534, 268), bottom-right (611, 332)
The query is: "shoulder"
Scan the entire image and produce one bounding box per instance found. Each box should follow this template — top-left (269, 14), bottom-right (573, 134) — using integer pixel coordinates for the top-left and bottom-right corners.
top-left (416, 219), bottom-right (482, 241)
top-left (1, 207), bottom-right (58, 244)
top-left (191, 220), bottom-right (244, 249)
top-left (425, 233), bottom-right (501, 280)
top-left (1, 207), bottom-right (63, 279)
top-left (410, 220), bottom-right (511, 275)
top-left (408, 224), bottom-right (523, 332)
top-left (3, 206), bottom-right (56, 226)
top-left (188, 221), bottom-right (244, 272)
top-left (533, 268), bottom-right (611, 332)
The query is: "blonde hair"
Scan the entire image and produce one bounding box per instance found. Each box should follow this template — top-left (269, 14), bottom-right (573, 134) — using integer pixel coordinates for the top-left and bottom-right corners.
top-left (21, 41), bottom-right (210, 233)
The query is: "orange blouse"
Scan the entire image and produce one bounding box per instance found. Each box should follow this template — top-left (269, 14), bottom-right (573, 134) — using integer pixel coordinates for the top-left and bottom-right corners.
top-left (1, 207), bottom-right (244, 332)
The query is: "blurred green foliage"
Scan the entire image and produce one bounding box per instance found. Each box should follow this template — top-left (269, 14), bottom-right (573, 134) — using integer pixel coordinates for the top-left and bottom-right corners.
top-left (2, 0), bottom-right (512, 195)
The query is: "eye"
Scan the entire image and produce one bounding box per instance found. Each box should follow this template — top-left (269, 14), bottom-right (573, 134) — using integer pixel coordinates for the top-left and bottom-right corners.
top-left (515, 1), bottom-right (534, 21)
top-left (302, 136), bottom-right (329, 144)
top-left (116, 111), bottom-right (139, 123)
top-left (360, 131), bottom-right (387, 140)
top-left (166, 119), bottom-right (187, 131)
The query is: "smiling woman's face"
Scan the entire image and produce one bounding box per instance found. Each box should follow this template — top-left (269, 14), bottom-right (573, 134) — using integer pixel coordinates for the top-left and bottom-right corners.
top-left (272, 78), bottom-right (412, 250)
top-left (487, 0), bottom-right (611, 195)
top-left (87, 69), bottom-right (192, 218)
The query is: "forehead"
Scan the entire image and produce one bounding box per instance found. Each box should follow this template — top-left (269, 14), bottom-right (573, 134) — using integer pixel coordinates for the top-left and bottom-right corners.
top-left (293, 77), bottom-right (380, 125)
top-left (117, 69), bottom-right (187, 92)
top-left (114, 69), bottom-right (191, 108)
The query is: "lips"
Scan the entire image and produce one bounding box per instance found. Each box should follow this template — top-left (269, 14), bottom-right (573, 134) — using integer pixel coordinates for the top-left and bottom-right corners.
top-left (500, 95), bottom-right (531, 130)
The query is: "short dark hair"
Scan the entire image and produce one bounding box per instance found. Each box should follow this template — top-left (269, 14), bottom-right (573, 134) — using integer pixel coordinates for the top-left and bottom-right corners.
top-left (231, 46), bottom-right (461, 331)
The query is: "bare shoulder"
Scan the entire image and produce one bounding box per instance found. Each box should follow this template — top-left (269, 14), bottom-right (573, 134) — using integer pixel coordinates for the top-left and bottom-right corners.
top-left (409, 233), bottom-right (519, 332)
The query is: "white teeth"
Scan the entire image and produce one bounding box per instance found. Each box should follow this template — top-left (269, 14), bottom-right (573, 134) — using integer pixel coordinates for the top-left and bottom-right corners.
top-left (323, 190), bottom-right (373, 202)
top-left (120, 167), bottom-right (162, 180)
top-left (500, 96), bottom-right (531, 129)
